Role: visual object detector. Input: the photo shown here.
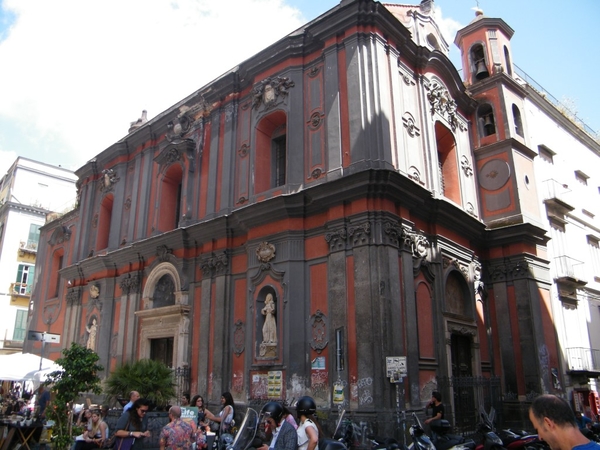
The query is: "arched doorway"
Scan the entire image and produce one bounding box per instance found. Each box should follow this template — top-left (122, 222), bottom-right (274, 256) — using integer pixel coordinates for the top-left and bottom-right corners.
top-left (136, 262), bottom-right (190, 369)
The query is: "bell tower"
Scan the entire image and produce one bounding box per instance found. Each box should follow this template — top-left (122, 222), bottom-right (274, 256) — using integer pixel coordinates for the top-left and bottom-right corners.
top-left (454, 10), bottom-right (541, 228)
top-left (454, 11), bottom-right (556, 400)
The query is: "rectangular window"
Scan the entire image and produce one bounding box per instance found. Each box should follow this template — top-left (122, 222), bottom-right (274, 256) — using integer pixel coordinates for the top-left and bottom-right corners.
top-left (12, 310), bottom-right (28, 341)
top-left (538, 145), bottom-right (555, 164)
top-left (27, 223), bottom-right (41, 249)
top-left (588, 236), bottom-right (600, 281)
top-left (53, 255), bottom-right (63, 298)
top-left (575, 170), bottom-right (589, 185)
top-left (15, 264), bottom-right (35, 295)
top-left (272, 135), bottom-right (286, 187)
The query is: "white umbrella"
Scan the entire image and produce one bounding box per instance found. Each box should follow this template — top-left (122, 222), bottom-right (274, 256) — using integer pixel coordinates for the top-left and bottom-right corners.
top-left (0, 353), bottom-right (59, 381)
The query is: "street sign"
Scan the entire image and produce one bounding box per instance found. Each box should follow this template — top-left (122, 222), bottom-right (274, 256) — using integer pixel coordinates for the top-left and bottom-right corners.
top-left (43, 333), bottom-right (60, 343)
top-left (386, 356), bottom-right (407, 378)
top-left (27, 331), bottom-right (60, 343)
top-left (27, 331), bottom-right (43, 341)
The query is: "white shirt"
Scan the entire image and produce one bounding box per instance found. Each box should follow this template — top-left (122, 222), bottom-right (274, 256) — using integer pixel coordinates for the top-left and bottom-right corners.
top-left (297, 419), bottom-right (318, 450)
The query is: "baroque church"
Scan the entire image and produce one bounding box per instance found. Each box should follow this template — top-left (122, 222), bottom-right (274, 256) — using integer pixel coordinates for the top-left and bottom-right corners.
top-left (27, 0), bottom-right (590, 432)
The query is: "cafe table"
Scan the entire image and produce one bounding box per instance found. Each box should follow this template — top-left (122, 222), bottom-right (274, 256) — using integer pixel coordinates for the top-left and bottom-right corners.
top-left (0, 421), bottom-right (44, 450)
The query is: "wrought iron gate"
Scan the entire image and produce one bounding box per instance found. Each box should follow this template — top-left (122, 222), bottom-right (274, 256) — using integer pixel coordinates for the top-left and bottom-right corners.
top-left (437, 376), bottom-right (502, 435)
top-left (174, 366), bottom-right (190, 401)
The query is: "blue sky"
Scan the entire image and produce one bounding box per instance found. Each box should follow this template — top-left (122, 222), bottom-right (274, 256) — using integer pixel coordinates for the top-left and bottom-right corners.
top-left (0, 0), bottom-right (597, 176)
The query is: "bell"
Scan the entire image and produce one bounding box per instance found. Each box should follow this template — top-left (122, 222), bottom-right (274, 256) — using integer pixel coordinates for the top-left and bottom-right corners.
top-left (475, 60), bottom-right (489, 80)
top-left (483, 115), bottom-right (495, 135)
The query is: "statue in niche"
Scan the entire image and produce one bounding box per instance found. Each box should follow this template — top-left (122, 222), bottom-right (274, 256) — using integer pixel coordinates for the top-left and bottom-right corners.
top-left (86, 318), bottom-right (98, 350)
top-left (259, 294), bottom-right (277, 358)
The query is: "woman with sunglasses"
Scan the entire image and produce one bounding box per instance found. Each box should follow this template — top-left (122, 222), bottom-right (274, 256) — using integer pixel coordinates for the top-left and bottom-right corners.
top-left (115, 398), bottom-right (152, 450)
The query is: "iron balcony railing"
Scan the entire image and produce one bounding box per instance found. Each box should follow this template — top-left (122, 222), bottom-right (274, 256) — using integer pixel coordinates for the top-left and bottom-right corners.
top-left (566, 347), bottom-right (600, 372)
top-left (541, 179), bottom-right (572, 204)
top-left (554, 255), bottom-right (586, 282)
top-left (10, 282), bottom-right (32, 296)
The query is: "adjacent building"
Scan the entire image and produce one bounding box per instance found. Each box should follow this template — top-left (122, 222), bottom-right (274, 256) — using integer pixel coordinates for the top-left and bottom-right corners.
top-left (0, 158), bottom-right (77, 354)
top-left (24, 0), bottom-right (600, 432)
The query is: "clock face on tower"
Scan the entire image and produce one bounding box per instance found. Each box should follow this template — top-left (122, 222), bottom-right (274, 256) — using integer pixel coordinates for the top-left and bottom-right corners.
top-left (479, 159), bottom-right (511, 191)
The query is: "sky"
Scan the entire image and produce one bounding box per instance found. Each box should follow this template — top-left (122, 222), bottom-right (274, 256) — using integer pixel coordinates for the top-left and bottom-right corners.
top-left (0, 0), bottom-right (598, 178)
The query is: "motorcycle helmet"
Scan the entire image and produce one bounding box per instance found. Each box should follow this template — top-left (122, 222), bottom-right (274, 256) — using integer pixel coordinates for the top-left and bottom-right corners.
top-left (296, 396), bottom-right (316, 417)
top-left (261, 401), bottom-right (284, 424)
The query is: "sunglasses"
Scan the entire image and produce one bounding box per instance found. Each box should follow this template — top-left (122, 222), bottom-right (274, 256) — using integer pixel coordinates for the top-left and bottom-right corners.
top-left (139, 409), bottom-right (148, 414)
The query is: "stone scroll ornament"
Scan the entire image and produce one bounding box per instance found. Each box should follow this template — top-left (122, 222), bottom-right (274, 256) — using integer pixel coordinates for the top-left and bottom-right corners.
top-left (426, 82), bottom-right (466, 132)
top-left (251, 76), bottom-right (295, 110)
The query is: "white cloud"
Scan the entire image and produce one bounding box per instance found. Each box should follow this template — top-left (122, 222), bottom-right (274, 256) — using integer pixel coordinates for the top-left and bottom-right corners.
top-left (0, 150), bottom-right (18, 176)
top-left (0, 0), bottom-right (305, 172)
top-left (432, 4), bottom-right (463, 50)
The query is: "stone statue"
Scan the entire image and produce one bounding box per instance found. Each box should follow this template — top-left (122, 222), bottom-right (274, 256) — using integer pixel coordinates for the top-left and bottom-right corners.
top-left (86, 318), bottom-right (98, 350)
top-left (261, 294), bottom-right (277, 345)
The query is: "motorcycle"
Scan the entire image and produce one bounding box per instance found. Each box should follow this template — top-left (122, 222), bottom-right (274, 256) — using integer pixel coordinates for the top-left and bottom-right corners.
top-left (474, 406), bottom-right (505, 450)
top-left (497, 427), bottom-right (547, 450)
top-left (331, 411), bottom-right (399, 450)
top-left (429, 419), bottom-right (475, 450)
top-left (407, 412), bottom-right (474, 450)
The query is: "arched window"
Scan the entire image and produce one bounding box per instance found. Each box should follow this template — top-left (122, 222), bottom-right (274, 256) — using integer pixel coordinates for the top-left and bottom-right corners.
top-left (255, 111), bottom-right (287, 193)
top-left (504, 46), bottom-right (512, 76)
top-left (153, 274), bottom-right (176, 308)
top-left (512, 104), bottom-right (524, 137)
top-left (435, 121), bottom-right (461, 204)
top-left (96, 194), bottom-right (113, 251)
top-left (477, 104), bottom-right (496, 137)
top-left (470, 43), bottom-right (489, 81)
top-left (158, 164), bottom-right (183, 231)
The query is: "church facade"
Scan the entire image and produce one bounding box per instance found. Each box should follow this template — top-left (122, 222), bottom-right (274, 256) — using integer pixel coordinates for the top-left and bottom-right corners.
top-left (26, 0), bottom-right (581, 431)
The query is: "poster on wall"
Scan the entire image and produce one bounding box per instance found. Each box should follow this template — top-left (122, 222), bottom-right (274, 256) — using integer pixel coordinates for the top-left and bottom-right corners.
top-left (251, 373), bottom-right (269, 399)
top-left (268, 370), bottom-right (283, 399)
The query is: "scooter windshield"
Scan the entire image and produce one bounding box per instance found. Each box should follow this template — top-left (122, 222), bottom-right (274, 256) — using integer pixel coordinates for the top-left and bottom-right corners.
top-left (228, 408), bottom-right (259, 450)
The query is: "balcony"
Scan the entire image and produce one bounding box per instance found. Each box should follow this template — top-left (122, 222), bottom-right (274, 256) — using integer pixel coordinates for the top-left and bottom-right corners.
top-left (554, 256), bottom-right (587, 285)
top-left (542, 179), bottom-right (574, 216)
top-left (18, 240), bottom-right (37, 256)
top-left (566, 347), bottom-right (600, 375)
top-left (10, 282), bottom-right (32, 296)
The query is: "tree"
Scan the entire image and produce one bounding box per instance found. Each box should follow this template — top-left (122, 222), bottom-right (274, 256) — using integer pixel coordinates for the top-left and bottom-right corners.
top-left (44, 342), bottom-right (104, 450)
top-left (104, 359), bottom-right (176, 409)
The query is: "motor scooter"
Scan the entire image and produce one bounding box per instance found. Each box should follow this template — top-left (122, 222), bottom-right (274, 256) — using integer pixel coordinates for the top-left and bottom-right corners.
top-left (429, 419), bottom-right (475, 450)
top-left (407, 411), bottom-right (436, 450)
top-left (407, 412), bottom-right (474, 450)
top-left (474, 406), bottom-right (505, 450)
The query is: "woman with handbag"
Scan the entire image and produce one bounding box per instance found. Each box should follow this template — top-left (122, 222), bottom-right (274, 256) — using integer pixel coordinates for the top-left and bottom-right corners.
top-left (114, 399), bottom-right (152, 450)
top-left (205, 392), bottom-right (235, 435)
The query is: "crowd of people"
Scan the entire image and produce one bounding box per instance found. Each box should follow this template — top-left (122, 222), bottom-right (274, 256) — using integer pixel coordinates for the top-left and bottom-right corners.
top-left (21, 387), bottom-right (596, 450)
top-left (153, 392), bottom-right (323, 450)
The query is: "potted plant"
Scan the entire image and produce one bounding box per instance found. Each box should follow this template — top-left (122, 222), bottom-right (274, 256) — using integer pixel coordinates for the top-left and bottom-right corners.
top-left (104, 359), bottom-right (177, 410)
